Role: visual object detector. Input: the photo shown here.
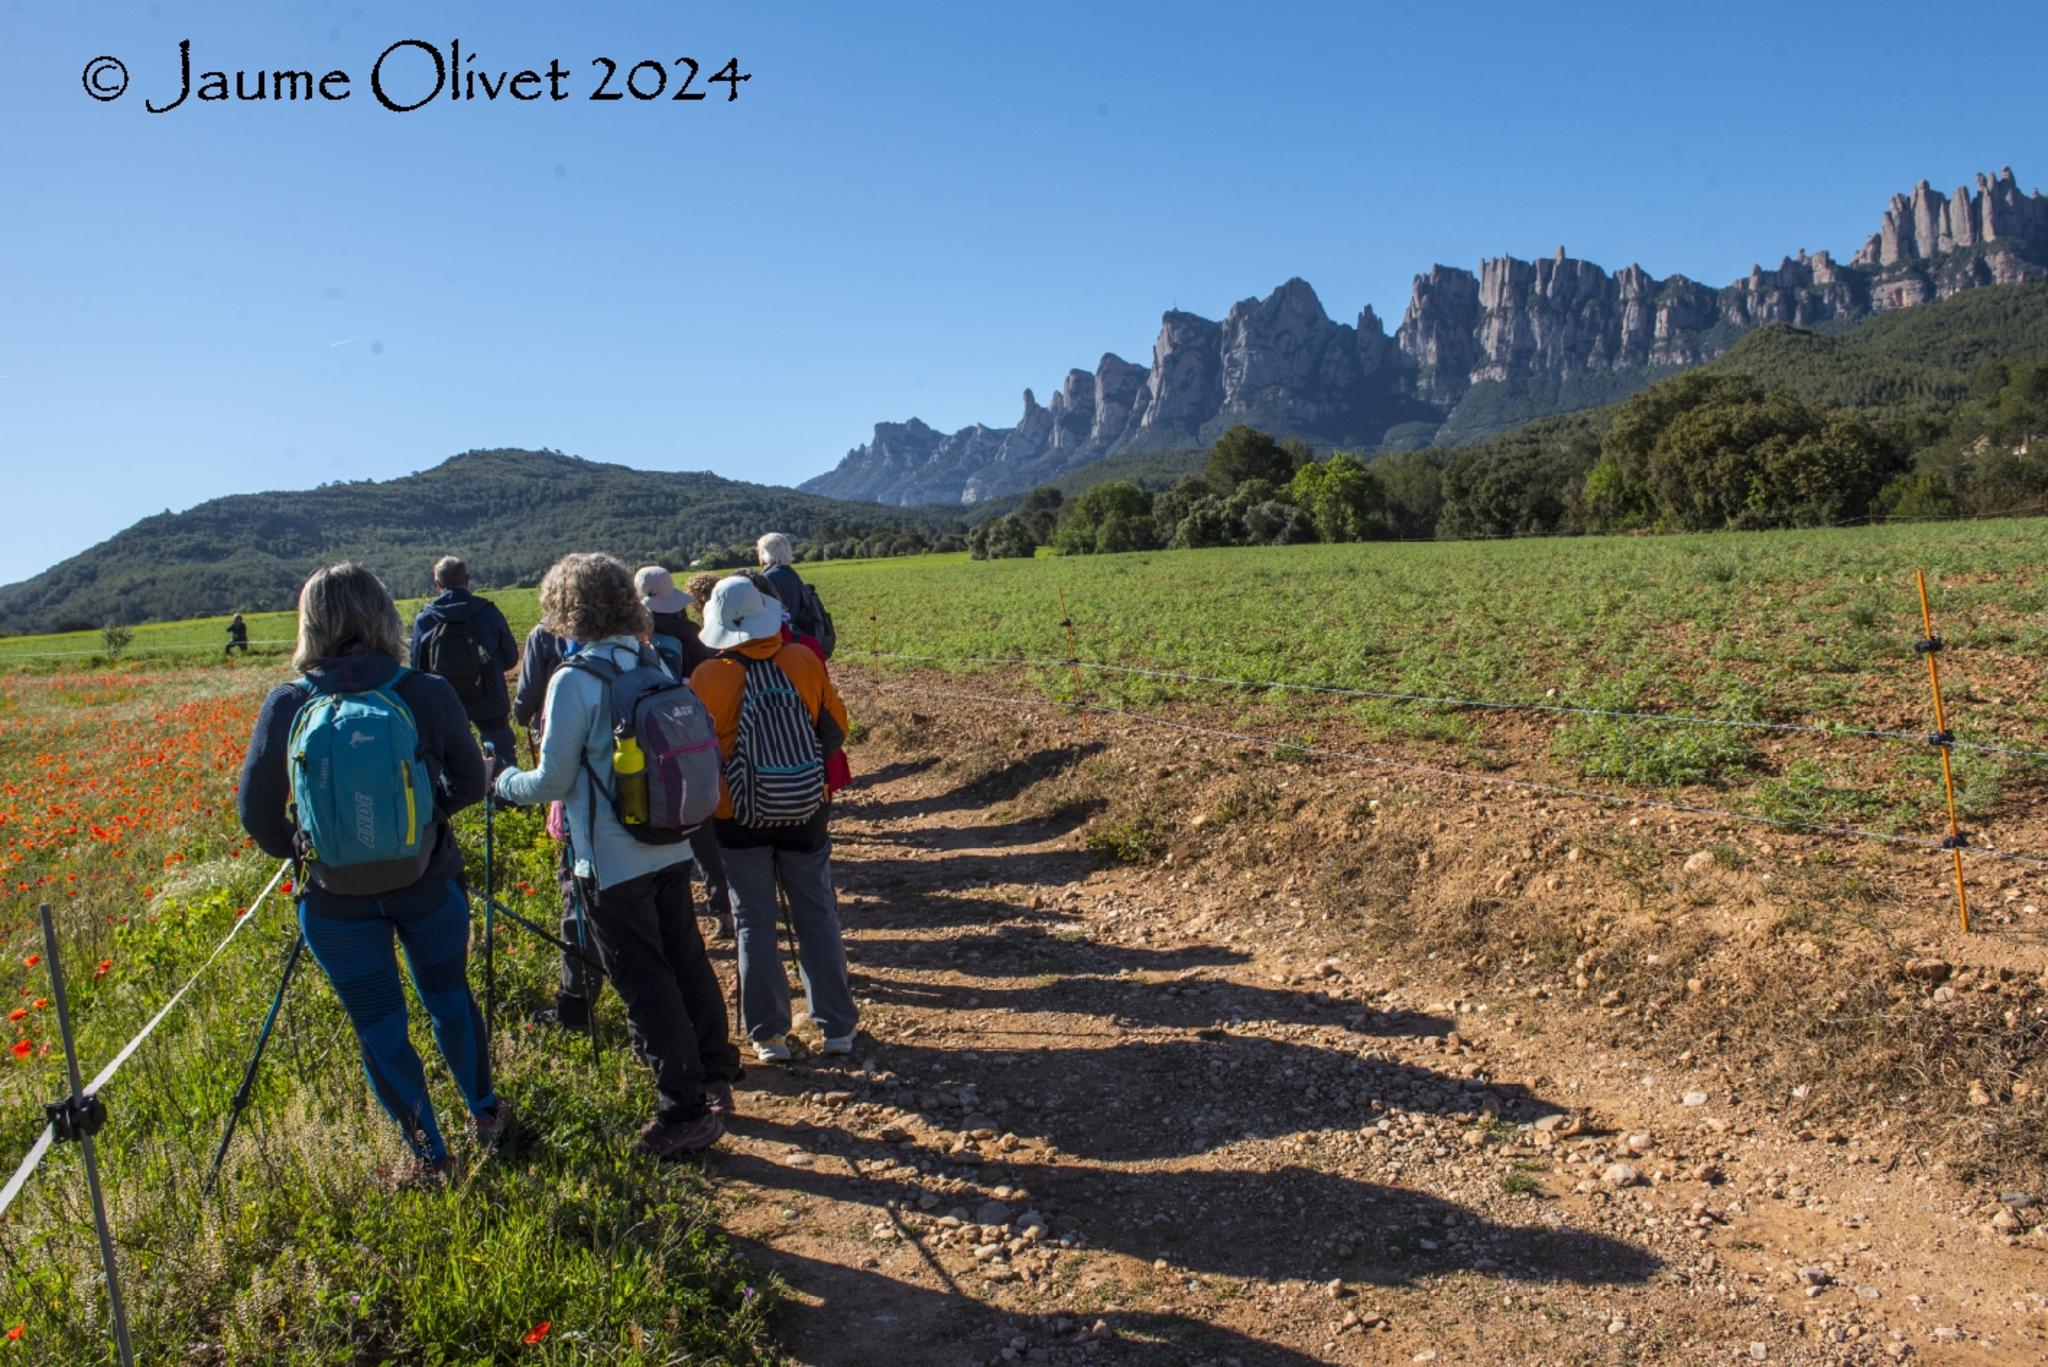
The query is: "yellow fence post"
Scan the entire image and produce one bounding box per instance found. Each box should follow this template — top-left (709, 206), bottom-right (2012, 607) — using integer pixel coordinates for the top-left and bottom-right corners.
top-left (1057, 587), bottom-right (1088, 731)
top-left (1914, 570), bottom-right (1970, 933)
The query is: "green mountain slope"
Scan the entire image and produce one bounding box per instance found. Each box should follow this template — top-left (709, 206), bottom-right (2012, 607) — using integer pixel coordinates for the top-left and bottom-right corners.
top-left (0, 449), bottom-right (957, 634)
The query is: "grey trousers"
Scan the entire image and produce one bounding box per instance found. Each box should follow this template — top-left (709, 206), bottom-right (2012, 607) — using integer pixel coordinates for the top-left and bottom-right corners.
top-left (724, 840), bottom-right (858, 1043)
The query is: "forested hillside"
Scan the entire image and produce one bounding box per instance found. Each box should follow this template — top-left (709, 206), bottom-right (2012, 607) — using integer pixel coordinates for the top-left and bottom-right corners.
top-left (0, 449), bottom-right (962, 634)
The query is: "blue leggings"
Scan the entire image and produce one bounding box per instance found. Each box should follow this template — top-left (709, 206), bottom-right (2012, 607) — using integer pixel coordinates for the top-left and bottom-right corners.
top-left (299, 880), bottom-right (496, 1162)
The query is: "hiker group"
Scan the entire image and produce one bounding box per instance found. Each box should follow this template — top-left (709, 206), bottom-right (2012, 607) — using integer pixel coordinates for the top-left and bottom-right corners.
top-left (235, 535), bottom-right (851, 1180)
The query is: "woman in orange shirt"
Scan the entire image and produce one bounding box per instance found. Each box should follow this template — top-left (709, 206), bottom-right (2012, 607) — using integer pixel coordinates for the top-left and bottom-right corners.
top-left (690, 575), bottom-right (858, 1062)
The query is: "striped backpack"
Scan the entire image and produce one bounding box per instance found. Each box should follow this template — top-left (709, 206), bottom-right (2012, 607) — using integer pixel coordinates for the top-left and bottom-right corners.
top-left (726, 654), bottom-right (825, 827)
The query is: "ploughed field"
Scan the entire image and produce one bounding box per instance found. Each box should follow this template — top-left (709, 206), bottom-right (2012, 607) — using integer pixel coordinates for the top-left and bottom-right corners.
top-left (0, 518), bottom-right (2044, 1360)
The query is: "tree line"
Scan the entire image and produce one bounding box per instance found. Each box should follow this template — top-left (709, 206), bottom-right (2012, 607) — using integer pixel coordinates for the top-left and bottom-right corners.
top-left (970, 357), bottom-right (2048, 557)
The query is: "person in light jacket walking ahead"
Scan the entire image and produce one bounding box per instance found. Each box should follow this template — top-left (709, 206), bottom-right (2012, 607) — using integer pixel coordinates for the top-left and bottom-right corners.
top-left (493, 553), bottom-right (741, 1157)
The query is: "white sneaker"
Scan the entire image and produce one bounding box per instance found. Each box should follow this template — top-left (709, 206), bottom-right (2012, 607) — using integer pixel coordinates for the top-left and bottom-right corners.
top-left (820, 1034), bottom-right (855, 1056)
top-left (753, 1036), bottom-right (792, 1062)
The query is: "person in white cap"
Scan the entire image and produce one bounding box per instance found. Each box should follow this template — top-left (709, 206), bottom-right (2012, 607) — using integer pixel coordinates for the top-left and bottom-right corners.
top-left (635, 565), bottom-right (733, 941)
top-left (690, 575), bottom-right (858, 1061)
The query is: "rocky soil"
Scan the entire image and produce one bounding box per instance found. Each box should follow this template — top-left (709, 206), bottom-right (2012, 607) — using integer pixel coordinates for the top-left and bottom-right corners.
top-left (706, 678), bottom-right (2048, 1366)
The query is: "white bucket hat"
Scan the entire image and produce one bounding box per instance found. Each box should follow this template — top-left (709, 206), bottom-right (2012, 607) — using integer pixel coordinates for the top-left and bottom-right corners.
top-left (635, 565), bottom-right (688, 616)
top-left (698, 575), bottom-right (784, 650)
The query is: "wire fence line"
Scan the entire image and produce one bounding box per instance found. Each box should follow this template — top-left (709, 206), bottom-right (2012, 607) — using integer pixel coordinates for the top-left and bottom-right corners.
top-left (0, 860), bottom-right (292, 1222)
top-left (854, 649), bottom-right (2048, 763)
top-left (841, 673), bottom-right (2048, 872)
top-left (0, 640), bottom-right (294, 661)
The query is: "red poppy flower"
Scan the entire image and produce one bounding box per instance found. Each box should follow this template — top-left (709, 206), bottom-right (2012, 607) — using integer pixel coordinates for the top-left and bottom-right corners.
top-left (20, 954), bottom-right (37, 968)
top-left (5, 1009), bottom-right (20, 1023)
top-left (31, 999), bottom-right (44, 1010)
top-left (281, 880), bottom-right (295, 895)
top-left (10, 1040), bottom-right (30, 1058)
top-left (4, 1322), bottom-right (20, 1340)
top-left (95, 959), bottom-right (112, 978)
top-left (522, 1321), bottom-right (551, 1345)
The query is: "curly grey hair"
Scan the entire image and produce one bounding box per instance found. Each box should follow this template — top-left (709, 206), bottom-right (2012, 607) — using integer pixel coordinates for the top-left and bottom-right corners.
top-left (538, 552), bottom-right (650, 643)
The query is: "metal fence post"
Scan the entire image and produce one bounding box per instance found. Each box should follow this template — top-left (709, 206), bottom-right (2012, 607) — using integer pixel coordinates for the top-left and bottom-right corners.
top-left (37, 904), bottom-right (135, 1366)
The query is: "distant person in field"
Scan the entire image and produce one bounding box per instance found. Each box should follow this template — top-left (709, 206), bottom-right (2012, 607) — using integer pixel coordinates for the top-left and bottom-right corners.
top-left (494, 553), bottom-right (741, 1158)
top-left (236, 562), bottom-right (507, 1186)
top-left (754, 533), bottom-right (834, 657)
top-left (692, 574), bottom-right (857, 1061)
top-left (510, 619), bottom-right (607, 1030)
top-left (411, 556), bottom-right (520, 774)
top-left (224, 612), bottom-right (249, 657)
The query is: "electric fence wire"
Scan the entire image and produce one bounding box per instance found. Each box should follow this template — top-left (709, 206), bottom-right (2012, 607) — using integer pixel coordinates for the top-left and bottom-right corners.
top-left (856, 650), bottom-right (2048, 762)
top-left (0, 859), bottom-right (291, 1221)
top-left (843, 674), bottom-right (2048, 872)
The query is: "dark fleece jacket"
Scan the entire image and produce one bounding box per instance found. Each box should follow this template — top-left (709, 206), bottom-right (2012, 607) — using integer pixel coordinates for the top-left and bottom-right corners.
top-left (409, 588), bottom-right (519, 723)
top-left (237, 652), bottom-right (486, 915)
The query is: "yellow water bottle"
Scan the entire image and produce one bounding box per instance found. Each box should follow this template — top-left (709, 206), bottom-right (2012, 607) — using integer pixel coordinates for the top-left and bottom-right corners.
top-left (613, 732), bottom-right (649, 825)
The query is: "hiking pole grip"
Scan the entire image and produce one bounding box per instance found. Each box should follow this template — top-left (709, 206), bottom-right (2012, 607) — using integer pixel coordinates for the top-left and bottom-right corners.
top-left (482, 742), bottom-right (497, 1038)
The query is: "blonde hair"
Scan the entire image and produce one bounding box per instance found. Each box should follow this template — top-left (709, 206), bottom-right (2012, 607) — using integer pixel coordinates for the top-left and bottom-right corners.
top-left (684, 572), bottom-right (721, 608)
top-left (755, 532), bottom-right (794, 567)
top-left (538, 553), bottom-right (650, 643)
top-left (293, 563), bottom-right (406, 673)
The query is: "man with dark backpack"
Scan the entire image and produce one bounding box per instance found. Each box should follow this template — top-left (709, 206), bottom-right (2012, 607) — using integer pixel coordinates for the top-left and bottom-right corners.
top-left (754, 532), bottom-right (835, 659)
top-left (411, 556), bottom-right (520, 773)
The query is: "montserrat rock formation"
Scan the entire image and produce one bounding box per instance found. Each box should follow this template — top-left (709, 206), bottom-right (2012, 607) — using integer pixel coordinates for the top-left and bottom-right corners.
top-left (806, 167), bottom-right (2048, 507)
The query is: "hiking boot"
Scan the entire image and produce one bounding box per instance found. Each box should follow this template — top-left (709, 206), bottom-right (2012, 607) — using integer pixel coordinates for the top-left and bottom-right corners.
top-left (705, 1081), bottom-right (736, 1118)
top-left (532, 997), bottom-right (591, 1031)
top-left (637, 1110), bottom-right (724, 1160)
top-left (820, 1034), bottom-right (856, 1057)
top-left (752, 1036), bottom-right (792, 1063)
top-left (469, 1098), bottom-right (514, 1152)
top-left (383, 1153), bottom-right (456, 1191)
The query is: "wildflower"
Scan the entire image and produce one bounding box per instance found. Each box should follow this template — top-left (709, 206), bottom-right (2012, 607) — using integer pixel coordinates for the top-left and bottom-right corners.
top-left (4, 1323), bottom-right (19, 1340)
top-left (522, 1321), bottom-right (551, 1345)
top-left (21, 954), bottom-right (37, 968)
top-left (6, 1009), bottom-right (21, 1022)
top-left (281, 879), bottom-right (295, 895)
top-left (237, 907), bottom-right (249, 918)
top-left (95, 959), bottom-right (111, 978)
top-left (31, 999), bottom-right (44, 1010)
top-left (10, 1040), bottom-right (30, 1059)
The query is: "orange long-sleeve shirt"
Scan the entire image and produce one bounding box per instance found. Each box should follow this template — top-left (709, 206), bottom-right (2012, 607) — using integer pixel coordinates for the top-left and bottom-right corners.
top-left (689, 638), bottom-right (850, 822)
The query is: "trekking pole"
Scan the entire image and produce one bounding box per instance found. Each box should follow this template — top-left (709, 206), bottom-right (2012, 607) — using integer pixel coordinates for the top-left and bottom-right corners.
top-left (481, 742), bottom-right (497, 1039)
top-left (485, 896), bottom-right (605, 971)
top-left (202, 932), bottom-right (306, 1200)
top-left (566, 873), bottom-right (604, 1063)
top-left (36, 905), bottom-right (135, 1367)
top-left (1914, 571), bottom-right (1971, 933)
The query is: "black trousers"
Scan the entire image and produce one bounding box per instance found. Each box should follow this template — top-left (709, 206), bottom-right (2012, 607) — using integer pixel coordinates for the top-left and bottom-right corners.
top-left (581, 862), bottom-right (741, 1121)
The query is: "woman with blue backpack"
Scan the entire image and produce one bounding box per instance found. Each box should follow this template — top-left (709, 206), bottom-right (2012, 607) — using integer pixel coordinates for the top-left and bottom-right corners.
top-left (236, 562), bottom-right (508, 1186)
top-left (493, 552), bottom-right (741, 1158)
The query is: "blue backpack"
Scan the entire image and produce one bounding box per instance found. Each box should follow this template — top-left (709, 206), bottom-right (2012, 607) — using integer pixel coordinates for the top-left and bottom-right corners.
top-left (287, 667), bottom-right (437, 894)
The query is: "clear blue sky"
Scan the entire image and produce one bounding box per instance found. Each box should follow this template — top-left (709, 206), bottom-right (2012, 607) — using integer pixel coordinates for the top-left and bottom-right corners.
top-left (3, 0), bottom-right (2042, 584)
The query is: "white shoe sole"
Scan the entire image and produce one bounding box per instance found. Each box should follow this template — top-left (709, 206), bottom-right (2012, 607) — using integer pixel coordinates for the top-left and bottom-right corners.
top-left (820, 1036), bottom-right (855, 1056)
top-left (753, 1040), bottom-right (793, 1062)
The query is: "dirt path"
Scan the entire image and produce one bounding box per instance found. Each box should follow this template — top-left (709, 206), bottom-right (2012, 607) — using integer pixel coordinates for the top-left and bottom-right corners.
top-left (708, 688), bottom-right (2048, 1367)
